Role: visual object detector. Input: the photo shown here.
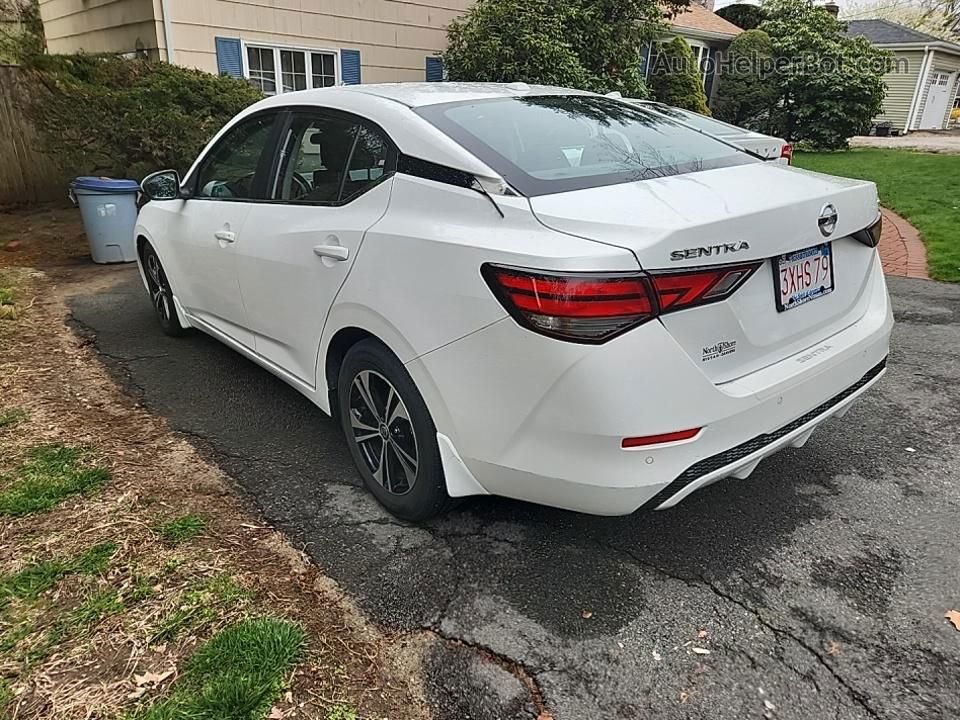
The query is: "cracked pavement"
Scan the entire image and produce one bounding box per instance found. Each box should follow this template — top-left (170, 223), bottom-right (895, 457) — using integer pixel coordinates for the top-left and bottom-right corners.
top-left (68, 271), bottom-right (960, 719)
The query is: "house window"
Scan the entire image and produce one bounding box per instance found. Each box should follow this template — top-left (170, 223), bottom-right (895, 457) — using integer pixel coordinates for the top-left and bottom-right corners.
top-left (645, 41), bottom-right (710, 87)
top-left (245, 45), bottom-right (338, 95)
top-left (688, 43), bottom-right (710, 86)
top-left (311, 52), bottom-right (336, 88)
top-left (280, 50), bottom-right (307, 92)
top-left (247, 46), bottom-right (277, 94)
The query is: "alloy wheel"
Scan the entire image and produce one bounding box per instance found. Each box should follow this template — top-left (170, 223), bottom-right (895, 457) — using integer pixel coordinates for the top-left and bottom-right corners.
top-left (146, 253), bottom-right (172, 323)
top-left (348, 370), bottom-right (419, 495)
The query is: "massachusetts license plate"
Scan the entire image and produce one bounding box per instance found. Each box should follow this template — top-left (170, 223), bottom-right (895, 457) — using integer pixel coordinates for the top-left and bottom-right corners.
top-left (774, 243), bottom-right (834, 312)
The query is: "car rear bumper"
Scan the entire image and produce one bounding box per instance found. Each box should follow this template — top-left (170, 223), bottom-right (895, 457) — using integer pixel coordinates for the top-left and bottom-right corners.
top-left (407, 262), bottom-right (893, 515)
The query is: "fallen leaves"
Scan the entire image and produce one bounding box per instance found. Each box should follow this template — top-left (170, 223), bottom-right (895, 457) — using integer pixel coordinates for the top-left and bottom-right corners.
top-left (946, 609), bottom-right (960, 631)
top-left (134, 668), bottom-right (175, 687)
top-left (127, 668), bottom-right (175, 699)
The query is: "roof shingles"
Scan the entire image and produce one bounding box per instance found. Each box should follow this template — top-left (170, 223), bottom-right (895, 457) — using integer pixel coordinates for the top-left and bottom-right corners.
top-left (667, 4), bottom-right (743, 37)
top-left (846, 18), bottom-right (960, 49)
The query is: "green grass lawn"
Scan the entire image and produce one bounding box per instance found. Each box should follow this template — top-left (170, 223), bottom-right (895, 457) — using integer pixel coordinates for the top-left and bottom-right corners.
top-left (793, 149), bottom-right (960, 283)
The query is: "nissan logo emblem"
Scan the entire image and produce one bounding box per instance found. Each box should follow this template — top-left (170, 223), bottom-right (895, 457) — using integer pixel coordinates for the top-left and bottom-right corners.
top-left (818, 204), bottom-right (838, 237)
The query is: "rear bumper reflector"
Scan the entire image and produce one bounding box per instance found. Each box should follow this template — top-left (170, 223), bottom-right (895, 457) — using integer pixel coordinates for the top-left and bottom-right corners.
top-left (639, 356), bottom-right (888, 510)
top-left (622, 428), bottom-right (701, 448)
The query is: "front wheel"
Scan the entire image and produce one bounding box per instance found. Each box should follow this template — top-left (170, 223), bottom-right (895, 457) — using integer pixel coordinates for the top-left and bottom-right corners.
top-left (141, 242), bottom-right (184, 337)
top-left (337, 339), bottom-right (455, 521)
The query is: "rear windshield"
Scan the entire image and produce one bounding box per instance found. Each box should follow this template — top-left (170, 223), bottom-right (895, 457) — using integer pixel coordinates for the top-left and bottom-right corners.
top-left (635, 101), bottom-right (750, 137)
top-left (415, 95), bottom-right (756, 196)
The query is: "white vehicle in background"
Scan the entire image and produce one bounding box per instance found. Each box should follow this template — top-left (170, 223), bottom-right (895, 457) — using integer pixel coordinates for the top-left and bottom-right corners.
top-left (622, 98), bottom-right (793, 164)
top-left (135, 83), bottom-right (890, 521)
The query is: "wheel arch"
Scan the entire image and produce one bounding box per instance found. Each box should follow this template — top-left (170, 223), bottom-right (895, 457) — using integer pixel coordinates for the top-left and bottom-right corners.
top-left (324, 326), bottom-right (378, 416)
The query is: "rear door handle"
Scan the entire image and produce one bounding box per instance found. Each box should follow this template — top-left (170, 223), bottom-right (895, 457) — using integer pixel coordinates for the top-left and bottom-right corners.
top-left (214, 230), bottom-right (236, 244)
top-left (313, 245), bottom-right (349, 261)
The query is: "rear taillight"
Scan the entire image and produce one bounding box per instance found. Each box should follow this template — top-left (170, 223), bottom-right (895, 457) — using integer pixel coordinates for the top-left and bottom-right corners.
top-left (481, 265), bottom-right (656, 343)
top-left (482, 261), bottom-right (762, 343)
top-left (650, 262), bottom-right (761, 313)
top-left (781, 143), bottom-right (793, 164)
top-left (853, 215), bottom-right (882, 248)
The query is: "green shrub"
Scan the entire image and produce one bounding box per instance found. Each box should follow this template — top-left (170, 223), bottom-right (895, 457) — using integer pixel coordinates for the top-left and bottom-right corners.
top-left (0, 0), bottom-right (44, 64)
top-left (648, 37), bottom-right (710, 114)
top-left (760, 0), bottom-right (891, 149)
top-left (24, 55), bottom-right (262, 180)
top-left (443, 0), bottom-right (678, 98)
top-left (716, 3), bottom-right (767, 30)
top-left (712, 30), bottom-right (779, 131)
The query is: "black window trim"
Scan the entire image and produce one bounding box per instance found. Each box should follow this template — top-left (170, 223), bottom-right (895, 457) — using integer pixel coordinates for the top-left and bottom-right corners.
top-left (185, 108), bottom-right (286, 203)
top-left (262, 105), bottom-right (399, 208)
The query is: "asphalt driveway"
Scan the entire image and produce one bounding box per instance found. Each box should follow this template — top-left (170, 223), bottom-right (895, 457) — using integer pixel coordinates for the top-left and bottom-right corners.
top-left (69, 271), bottom-right (960, 720)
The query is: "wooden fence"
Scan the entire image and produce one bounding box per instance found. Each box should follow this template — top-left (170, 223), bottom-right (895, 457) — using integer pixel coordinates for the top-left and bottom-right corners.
top-left (0, 65), bottom-right (67, 205)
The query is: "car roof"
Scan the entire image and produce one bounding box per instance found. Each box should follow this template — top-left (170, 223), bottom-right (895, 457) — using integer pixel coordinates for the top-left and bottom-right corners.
top-left (278, 82), bottom-right (596, 108)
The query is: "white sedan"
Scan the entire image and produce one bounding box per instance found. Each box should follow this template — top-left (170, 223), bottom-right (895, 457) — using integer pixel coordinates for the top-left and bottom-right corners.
top-left (136, 82), bottom-right (891, 521)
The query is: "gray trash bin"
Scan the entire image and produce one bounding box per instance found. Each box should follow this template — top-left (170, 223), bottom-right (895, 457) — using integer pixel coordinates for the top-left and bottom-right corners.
top-left (70, 176), bottom-right (140, 264)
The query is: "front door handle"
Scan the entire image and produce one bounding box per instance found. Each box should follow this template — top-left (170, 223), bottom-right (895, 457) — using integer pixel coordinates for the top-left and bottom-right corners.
top-left (313, 245), bottom-right (349, 261)
top-left (214, 230), bottom-right (236, 244)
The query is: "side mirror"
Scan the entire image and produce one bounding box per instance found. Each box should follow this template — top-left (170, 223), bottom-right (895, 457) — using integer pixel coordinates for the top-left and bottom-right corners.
top-left (141, 170), bottom-right (189, 201)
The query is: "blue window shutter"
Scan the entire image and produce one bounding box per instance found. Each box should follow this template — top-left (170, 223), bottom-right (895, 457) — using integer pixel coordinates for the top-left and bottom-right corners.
top-left (215, 37), bottom-right (243, 77)
top-left (426, 56), bottom-right (444, 82)
top-left (340, 49), bottom-right (361, 85)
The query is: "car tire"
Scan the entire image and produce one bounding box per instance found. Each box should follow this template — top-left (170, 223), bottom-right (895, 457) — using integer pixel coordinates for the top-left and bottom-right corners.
top-left (141, 242), bottom-right (185, 337)
top-left (337, 339), bottom-right (455, 521)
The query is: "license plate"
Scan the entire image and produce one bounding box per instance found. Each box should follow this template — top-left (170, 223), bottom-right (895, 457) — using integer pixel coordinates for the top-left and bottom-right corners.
top-left (774, 243), bottom-right (834, 312)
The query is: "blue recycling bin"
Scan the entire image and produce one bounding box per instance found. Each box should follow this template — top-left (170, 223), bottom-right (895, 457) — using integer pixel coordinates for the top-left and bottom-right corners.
top-left (70, 177), bottom-right (140, 264)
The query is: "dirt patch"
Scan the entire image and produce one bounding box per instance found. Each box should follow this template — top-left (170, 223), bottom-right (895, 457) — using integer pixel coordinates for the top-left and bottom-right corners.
top-left (0, 203), bottom-right (89, 268)
top-left (0, 258), bottom-right (431, 717)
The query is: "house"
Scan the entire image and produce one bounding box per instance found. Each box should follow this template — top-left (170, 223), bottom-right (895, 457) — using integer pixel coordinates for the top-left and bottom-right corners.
top-left (36, 0), bottom-right (468, 87)
top-left (36, 0), bottom-right (739, 98)
top-left (846, 19), bottom-right (960, 132)
top-left (655, 1), bottom-right (744, 103)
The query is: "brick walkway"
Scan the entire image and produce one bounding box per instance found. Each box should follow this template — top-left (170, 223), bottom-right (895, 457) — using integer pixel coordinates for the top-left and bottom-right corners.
top-left (878, 207), bottom-right (928, 279)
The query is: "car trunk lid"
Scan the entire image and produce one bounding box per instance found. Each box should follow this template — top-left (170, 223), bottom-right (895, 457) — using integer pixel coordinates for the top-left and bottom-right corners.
top-left (528, 163), bottom-right (881, 383)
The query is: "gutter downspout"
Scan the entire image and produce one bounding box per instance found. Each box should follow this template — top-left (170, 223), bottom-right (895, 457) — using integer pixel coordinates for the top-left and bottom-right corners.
top-left (905, 45), bottom-right (931, 132)
top-left (159, 0), bottom-right (176, 64)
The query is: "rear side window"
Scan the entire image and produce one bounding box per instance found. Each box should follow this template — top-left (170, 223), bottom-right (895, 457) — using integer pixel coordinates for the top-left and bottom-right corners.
top-left (415, 95), bottom-right (756, 196)
top-left (342, 125), bottom-right (391, 202)
top-left (273, 112), bottom-right (394, 204)
top-left (196, 114), bottom-right (276, 200)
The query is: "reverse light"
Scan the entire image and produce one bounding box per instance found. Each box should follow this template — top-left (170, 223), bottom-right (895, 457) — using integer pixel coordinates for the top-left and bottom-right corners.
top-left (780, 143), bottom-right (793, 164)
top-left (622, 428), bottom-right (701, 448)
top-left (482, 260), bottom-right (762, 344)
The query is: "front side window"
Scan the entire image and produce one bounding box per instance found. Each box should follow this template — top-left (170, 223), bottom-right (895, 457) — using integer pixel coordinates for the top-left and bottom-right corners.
top-left (196, 114), bottom-right (276, 200)
top-left (415, 95), bottom-right (756, 196)
top-left (273, 113), bottom-right (394, 204)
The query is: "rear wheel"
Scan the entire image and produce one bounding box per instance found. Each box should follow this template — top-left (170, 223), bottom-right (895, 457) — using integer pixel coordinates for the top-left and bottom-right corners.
top-left (337, 339), bottom-right (454, 521)
top-left (141, 242), bottom-right (184, 337)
